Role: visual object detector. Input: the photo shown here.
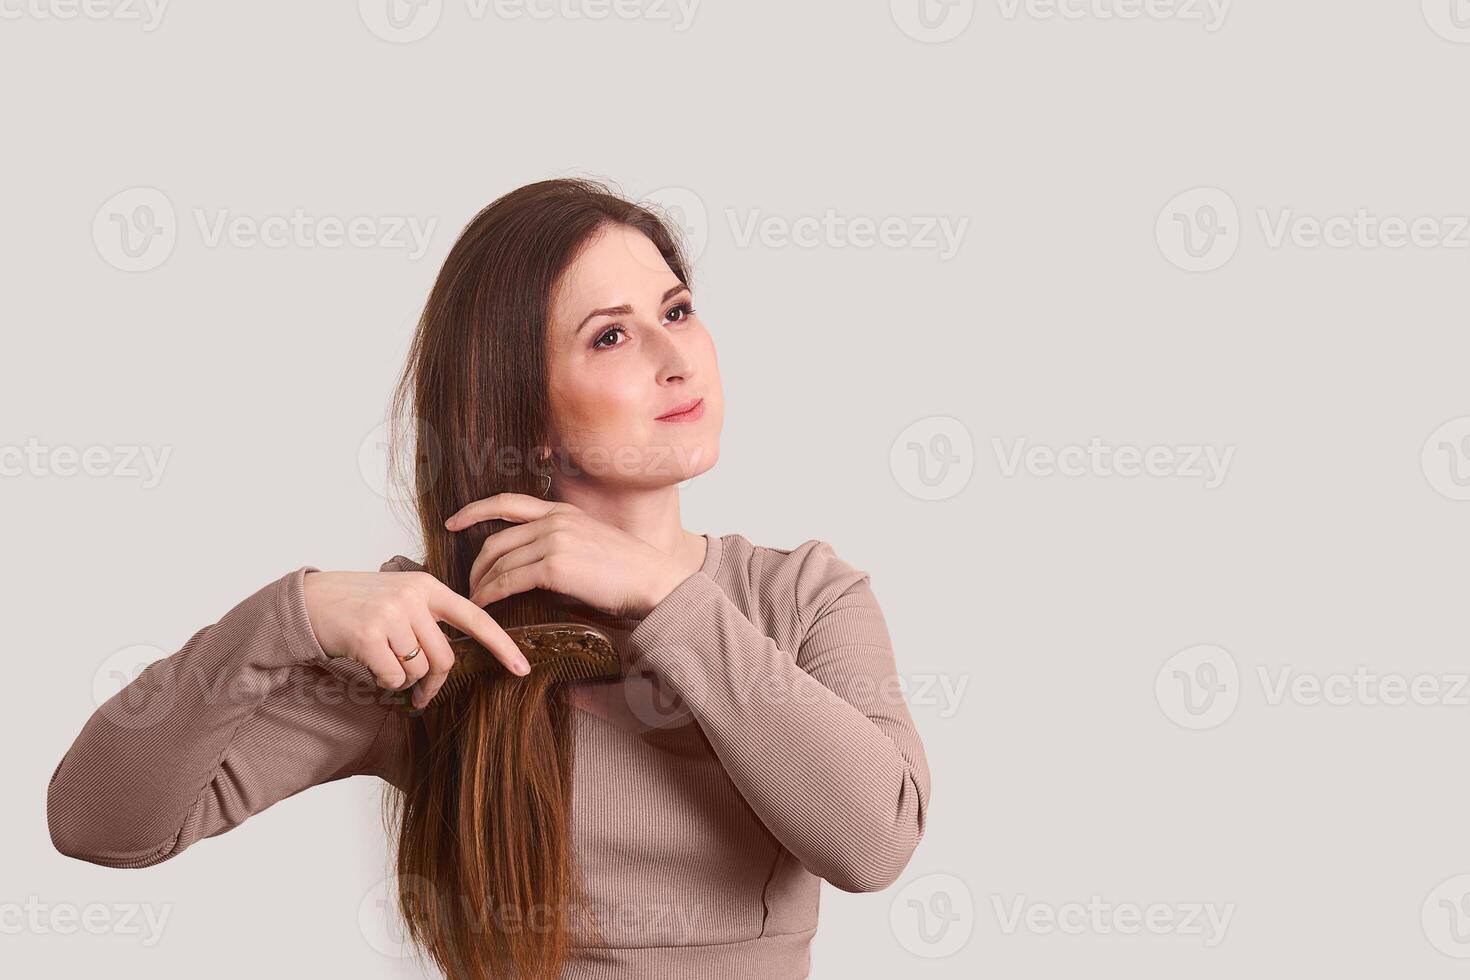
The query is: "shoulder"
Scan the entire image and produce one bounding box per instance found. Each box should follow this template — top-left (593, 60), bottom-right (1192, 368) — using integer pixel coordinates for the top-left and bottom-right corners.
top-left (379, 555), bottom-right (425, 573)
top-left (723, 534), bottom-right (874, 631)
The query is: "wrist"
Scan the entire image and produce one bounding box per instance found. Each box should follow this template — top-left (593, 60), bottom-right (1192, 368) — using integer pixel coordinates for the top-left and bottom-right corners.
top-left (640, 565), bottom-right (686, 617)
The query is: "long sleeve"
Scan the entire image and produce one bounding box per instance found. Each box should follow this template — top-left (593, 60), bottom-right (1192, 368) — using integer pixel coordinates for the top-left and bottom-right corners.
top-left (46, 564), bottom-right (397, 868)
top-left (623, 540), bottom-right (931, 893)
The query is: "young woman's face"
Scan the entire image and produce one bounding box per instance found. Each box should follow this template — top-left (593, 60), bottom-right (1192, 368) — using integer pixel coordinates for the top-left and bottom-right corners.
top-left (544, 223), bottom-right (722, 490)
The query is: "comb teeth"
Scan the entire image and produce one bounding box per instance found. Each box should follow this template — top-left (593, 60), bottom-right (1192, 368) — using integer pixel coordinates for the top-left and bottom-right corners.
top-left (392, 622), bottom-right (620, 715)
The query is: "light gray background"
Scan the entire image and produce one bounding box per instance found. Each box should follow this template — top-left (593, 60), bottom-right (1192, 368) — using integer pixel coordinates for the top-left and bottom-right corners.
top-left (7, 1), bottom-right (1470, 977)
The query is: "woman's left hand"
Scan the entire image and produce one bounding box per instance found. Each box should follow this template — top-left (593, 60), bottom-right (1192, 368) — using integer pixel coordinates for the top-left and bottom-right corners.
top-left (448, 493), bottom-right (687, 618)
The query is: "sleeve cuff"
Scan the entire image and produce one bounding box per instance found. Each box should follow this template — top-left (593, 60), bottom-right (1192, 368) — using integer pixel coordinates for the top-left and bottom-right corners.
top-left (275, 565), bottom-right (330, 665)
top-left (625, 570), bottom-right (727, 670)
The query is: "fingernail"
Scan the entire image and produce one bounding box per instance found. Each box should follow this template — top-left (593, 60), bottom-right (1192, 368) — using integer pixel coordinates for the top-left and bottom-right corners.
top-left (515, 657), bottom-right (530, 675)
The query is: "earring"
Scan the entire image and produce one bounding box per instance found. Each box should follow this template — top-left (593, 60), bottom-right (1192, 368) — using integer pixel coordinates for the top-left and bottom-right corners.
top-left (538, 455), bottom-right (552, 498)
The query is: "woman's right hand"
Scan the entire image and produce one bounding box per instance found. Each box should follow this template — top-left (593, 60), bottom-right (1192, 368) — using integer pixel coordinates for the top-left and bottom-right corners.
top-left (302, 569), bottom-right (531, 708)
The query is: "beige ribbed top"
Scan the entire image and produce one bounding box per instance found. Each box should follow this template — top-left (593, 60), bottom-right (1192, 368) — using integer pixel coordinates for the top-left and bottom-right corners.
top-left (47, 533), bottom-right (932, 979)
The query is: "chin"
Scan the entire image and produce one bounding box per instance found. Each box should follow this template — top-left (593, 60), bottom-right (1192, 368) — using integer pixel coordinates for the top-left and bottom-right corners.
top-left (686, 440), bottom-right (719, 478)
top-left (656, 435), bottom-right (719, 487)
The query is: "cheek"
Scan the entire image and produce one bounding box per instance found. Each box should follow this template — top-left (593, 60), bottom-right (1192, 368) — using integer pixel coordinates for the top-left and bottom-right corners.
top-left (694, 326), bottom-right (722, 394)
top-left (552, 369), bottom-right (647, 443)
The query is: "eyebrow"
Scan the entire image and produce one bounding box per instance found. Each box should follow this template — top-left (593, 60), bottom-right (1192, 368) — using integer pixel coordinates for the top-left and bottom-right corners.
top-left (575, 283), bottom-right (691, 336)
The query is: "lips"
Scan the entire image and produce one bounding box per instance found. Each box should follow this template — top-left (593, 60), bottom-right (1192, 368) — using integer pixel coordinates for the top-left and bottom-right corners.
top-left (656, 397), bottom-right (704, 422)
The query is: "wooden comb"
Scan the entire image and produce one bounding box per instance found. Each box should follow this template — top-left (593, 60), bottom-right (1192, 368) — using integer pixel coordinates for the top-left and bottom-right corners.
top-left (389, 622), bottom-right (621, 716)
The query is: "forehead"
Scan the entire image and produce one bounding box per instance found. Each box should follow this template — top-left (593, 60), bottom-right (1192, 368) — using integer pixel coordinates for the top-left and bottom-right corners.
top-left (551, 225), bottom-right (678, 324)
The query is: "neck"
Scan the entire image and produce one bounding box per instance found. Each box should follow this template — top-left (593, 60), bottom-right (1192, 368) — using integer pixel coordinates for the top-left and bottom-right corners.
top-left (549, 477), bottom-right (705, 573)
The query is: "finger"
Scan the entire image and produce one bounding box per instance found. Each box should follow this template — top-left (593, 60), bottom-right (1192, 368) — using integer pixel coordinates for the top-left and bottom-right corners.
top-left (359, 639), bottom-right (408, 691)
top-left (469, 541), bottom-right (548, 607)
top-left (407, 615), bottom-right (456, 708)
top-left (423, 580), bottom-right (531, 676)
top-left (467, 521), bottom-right (540, 596)
top-left (472, 559), bottom-right (550, 609)
top-left (445, 493), bottom-right (568, 531)
top-left (386, 622), bottom-right (430, 689)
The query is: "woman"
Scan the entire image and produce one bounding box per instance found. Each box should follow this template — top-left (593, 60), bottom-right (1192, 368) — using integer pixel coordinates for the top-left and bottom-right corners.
top-left (46, 178), bottom-right (932, 980)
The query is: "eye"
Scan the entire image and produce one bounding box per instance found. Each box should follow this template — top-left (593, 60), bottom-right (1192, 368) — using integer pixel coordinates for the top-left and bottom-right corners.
top-left (591, 301), bottom-right (697, 351)
top-left (592, 325), bottom-right (627, 351)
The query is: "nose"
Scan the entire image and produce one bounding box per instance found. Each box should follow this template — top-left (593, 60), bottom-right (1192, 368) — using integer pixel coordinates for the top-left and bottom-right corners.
top-left (646, 317), bottom-right (694, 384)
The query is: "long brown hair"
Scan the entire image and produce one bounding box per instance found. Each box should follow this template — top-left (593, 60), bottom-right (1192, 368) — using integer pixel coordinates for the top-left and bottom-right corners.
top-left (375, 177), bottom-right (692, 980)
